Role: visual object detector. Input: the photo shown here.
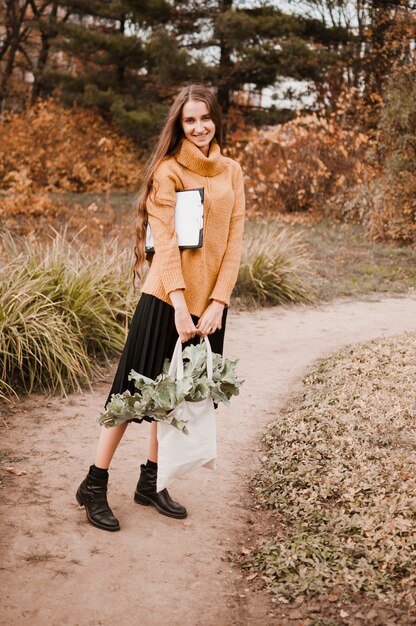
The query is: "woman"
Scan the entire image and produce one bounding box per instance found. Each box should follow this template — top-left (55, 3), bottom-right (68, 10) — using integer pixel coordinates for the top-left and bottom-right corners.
top-left (76, 84), bottom-right (245, 532)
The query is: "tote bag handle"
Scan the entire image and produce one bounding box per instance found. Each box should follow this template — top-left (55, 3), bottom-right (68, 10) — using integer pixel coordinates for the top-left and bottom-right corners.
top-left (168, 336), bottom-right (213, 381)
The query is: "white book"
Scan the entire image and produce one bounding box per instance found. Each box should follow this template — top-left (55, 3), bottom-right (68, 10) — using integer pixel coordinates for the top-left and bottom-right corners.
top-left (145, 188), bottom-right (204, 253)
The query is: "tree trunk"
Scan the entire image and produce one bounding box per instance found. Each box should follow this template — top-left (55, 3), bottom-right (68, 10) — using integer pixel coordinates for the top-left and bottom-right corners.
top-left (216, 0), bottom-right (233, 142)
top-left (0, 0), bottom-right (31, 111)
top-left (31, 1), bottom-right (58, 103)
top-left (116, 15), bottom-right (126, 84)
top-left (0, 39), bottom-right (19, 108)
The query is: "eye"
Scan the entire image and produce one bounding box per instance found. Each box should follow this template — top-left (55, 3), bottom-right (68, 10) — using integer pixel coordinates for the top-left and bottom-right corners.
top-left (202, 115), bottom-right (211, 120)
top-left (183, 117), bottom-right (195, 123)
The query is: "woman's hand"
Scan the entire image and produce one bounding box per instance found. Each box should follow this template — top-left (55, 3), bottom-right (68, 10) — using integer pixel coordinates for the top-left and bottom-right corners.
top-left (174, 307), bottom-right (198, 343)
top-left (169, 289), bottom-right (198, 342)
top-left (196, 300), bottom-right (225, 338)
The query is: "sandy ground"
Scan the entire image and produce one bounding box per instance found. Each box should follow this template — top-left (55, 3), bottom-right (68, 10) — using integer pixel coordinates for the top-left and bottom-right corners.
top-left (1, 294), bottom-right (416, 626)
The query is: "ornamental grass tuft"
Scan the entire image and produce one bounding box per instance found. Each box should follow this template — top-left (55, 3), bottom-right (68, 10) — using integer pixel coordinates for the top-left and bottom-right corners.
top-left (0, 231), bottom-right (135, 398)
top-left (234, 222), bottom-right (315, 306)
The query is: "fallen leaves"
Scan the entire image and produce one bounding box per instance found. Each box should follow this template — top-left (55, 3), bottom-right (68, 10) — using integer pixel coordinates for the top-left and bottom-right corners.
top-left (243, 332), bottom-right (416, 606)
top-left (4, 466), bottom-right (28, 476)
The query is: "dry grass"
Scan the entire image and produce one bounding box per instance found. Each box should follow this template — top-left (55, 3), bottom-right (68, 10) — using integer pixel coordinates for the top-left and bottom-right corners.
top-left (234, 222), bottom-right (316, 306)
top-left (3, 189), bottom-right (416, 304)
top-left (20, 551), bottom-right (57, 564)
top-left (0, 230), bottom-right (135, 398)
top-left (244, 333), bottom-right (416, 608)
top-left (299, 221), bottom-right (416, 300)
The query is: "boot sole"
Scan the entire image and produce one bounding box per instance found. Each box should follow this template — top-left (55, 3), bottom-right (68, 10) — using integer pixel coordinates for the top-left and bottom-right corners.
top-left (134, 492), bottom-right (188, 519)
top-left (76, 490), bottom-right (121, 532)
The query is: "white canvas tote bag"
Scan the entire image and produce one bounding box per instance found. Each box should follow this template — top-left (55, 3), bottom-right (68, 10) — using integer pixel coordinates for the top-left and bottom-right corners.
top-left (156, 336), bottom-right (217, 492)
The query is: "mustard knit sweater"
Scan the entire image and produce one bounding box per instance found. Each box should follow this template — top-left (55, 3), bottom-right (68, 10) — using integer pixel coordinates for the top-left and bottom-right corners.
top-left (141, 138), bottom-right (245, 317)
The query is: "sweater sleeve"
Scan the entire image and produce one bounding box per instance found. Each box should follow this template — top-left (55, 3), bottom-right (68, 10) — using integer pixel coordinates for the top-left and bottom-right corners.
top-left (146, 160), bottom-right (186, 294)
top-left (209, 164), bottom-right (245, 305)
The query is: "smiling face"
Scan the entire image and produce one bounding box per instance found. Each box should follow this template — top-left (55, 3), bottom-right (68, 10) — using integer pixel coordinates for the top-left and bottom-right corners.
top-left (181, 99), bottom-right (216, 156)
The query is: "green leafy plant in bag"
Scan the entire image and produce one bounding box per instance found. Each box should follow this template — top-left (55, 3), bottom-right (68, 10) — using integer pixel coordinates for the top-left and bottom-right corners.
top-left (99, 342), bottom-right (244, 433)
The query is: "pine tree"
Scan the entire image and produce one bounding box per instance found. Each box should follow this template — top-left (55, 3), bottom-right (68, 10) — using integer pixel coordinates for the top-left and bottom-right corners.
top-left (43, 0), bottom-right (197, 140)
top-left (35, 0), bottom-right (350, 140)
top-left (172, 1), bottom-right (347, 123)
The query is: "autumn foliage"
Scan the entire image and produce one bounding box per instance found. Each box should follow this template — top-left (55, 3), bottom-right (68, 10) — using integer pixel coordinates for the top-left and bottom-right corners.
top-left (323, 65), bottom-right (416, 246)
top-left (0, 99), bottom-right (143, 236)
top-left (369, 64), bottom-right (416, 245)
top-left (1, 86), bottom-right (415, 246)
top-left (233, 67), bottom-right (416, 247)
top-left (0, 99), bottom-right (141, 193)
top-left (237, 112), bottom-right (371, 218)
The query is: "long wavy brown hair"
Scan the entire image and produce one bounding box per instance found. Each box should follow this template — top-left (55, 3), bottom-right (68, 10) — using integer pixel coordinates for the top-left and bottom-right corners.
top-left (133, 84), bottom-right (223, 280)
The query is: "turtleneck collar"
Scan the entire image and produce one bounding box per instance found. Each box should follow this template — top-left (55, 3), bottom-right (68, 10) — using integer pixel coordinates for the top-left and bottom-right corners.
top-left (175, 138), bottom-right (227, 177)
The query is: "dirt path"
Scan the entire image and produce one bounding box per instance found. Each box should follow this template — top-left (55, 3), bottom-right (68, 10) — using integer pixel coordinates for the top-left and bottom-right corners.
top-left (2, 294), bottom-right (416, 626)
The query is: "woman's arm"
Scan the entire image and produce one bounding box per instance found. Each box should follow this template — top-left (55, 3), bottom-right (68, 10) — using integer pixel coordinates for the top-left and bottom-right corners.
top-left (196, 299), bottom-right (225, 338)
top-left (209, 164), bottom-right (246, 305)
top-left (147, 161), bottom-right (186, 295)
top-left (147, 162), bottom-right (197, 342)
top-left (169, 289), bottom-right (198, 342)
top-left (197, 165), bottom-right (245, 337)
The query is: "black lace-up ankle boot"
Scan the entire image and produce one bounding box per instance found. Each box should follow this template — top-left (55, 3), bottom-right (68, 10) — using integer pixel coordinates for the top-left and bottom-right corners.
top-left (134, 462), bottom-right (187, 519)
top-left (76, 469), bottom-right (120, 532)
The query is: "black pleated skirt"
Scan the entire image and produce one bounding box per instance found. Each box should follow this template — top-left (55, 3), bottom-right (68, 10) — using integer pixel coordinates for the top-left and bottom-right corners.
top-left (105, 294), bottom-right (228, 423)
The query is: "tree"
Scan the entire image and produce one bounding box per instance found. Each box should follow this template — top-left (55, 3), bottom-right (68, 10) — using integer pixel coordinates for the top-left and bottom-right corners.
top-left (39, 0), bottom-right (345, 139)
top-left (0, 0), bottom-right (32, 110)
top-left (362, 0), bottom-right (415, 103)
top-left (173, 1), bottom-right (345, 115)
top-left (40, 0), bottom-right (201, 140)
top-left (30, 0), bottom-right (62, 104)
top-left (0, 0), bottom-right (367, 140)
top-left (0, 0), bottom-right (71, 112)
top-left (291, 0), bottom-right (416, 111)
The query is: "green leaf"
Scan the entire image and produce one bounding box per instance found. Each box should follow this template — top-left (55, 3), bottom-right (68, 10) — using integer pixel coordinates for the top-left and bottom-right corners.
top-left (98, 342), bottom-right (244, 431)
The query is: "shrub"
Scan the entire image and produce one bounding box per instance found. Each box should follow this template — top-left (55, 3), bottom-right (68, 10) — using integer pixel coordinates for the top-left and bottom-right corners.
top-left (234, 222), bottom-right (315, 306)
top-left (367, 64), bottom-right (416, 245)
top-left (0, 231), bottom-right (135, 398)
top-left (0, 99), bottom-right (142, 193)
top-left (235, 112), bottom-right (370, 217)
top-left (323, 64), bottom-right (416, 245)
top-left (0, 168), bottom-right (63, 226)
